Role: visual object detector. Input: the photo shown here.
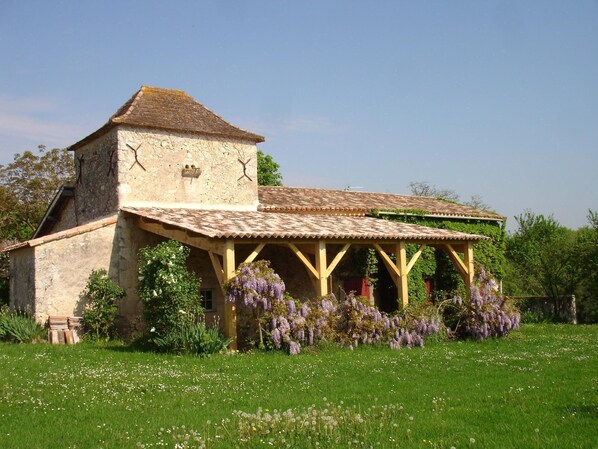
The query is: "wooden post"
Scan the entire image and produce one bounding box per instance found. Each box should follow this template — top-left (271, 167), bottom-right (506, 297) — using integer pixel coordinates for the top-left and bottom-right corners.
top-left (374, 243), bottom-right (409, 309)
top-left (464, 242), bottom-right (474, 300)
top-left (315, 240), bottom-right (328, 296)
top-left (397, 242), bottom-right (409, 309)
top-left (222, 240), bottom-right (237, 349)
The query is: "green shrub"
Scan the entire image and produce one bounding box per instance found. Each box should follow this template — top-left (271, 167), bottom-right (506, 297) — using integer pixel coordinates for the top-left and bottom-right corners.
top-left (152, 321), bottom-right (231, 356)
top-left (138, 240), bottom-right (203, 348)
top-left (0, 307), bottom-right (45, 343)
top-left (81, 269), bottom-right (125, 340)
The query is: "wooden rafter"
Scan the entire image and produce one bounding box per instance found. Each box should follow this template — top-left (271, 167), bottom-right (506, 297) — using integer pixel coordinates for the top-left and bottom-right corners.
top-left (374, 243), bottom-right (401, 278)
top-left (326, 243), bottom-right (351, 277)
top-left (406, 244), bottom-right (426, 274)
top-left (288, 243), bottom-right (319, 279)
top-left (208, 251), bottom-right (224, 290)
top-left (441, 242), bottom-right (475, 298)
top-left (443, 244), bottom-right (467, 277)
top-left (243, 243), bottom-right (265, 265)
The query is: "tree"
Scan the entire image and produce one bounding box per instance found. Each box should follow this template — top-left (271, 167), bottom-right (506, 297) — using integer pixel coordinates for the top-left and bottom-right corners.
top-left (575, 210), bottom-right (598, 322)
top-left (505, 210), bottom-right (598, 323)
top-left (408, 181), bottom-right (490, 210)
top-left (0, 145), bottom-right (74, 241)
top-left (505, 211), bottom-right (584, 298)
top-left (257, 150), bottom-right (283, 186)
top-left (408, 181), bottom-right (460, 202)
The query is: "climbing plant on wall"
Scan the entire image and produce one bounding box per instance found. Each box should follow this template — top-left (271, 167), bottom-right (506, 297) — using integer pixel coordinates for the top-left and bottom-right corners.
top-left (374, 211), bottom-right (506, 300)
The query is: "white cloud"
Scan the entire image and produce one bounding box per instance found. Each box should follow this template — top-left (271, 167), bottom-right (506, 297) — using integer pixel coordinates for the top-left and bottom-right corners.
top-left (0, 95), bottom-right (85, 149)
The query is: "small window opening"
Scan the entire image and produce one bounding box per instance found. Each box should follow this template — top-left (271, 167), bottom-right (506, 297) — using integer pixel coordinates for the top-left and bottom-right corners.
top-left (200, 289), bottom-right (214, 312)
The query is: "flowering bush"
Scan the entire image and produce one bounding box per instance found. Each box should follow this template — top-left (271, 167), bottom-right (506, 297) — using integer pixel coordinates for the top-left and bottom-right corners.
top-left (151, 321), bottom-right (231, 356)
top-left (227, 262), bottom-right (519, 355)
top-left (442, 270), bottom-right (520, 340)
top-left (225, 260), bottom-right (285, 349)
top-left (226, 261), bottom-right (446, 355)
top-left (138, 240), bottom-right (202, 338)
top-left (81, 269), bottom-right (125, 340)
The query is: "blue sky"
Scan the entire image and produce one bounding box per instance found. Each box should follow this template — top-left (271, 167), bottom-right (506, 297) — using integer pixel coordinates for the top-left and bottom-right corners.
top-left (1, 1), bottom-right (596, 231)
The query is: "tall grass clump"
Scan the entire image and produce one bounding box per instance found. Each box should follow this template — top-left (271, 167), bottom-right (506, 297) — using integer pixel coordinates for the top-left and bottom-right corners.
top-left (0, 305), bottom-right (45, 343)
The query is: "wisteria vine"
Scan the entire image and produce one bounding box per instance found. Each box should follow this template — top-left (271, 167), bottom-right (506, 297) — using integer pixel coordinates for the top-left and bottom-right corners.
top-left (226, 262), bottom-right (520, 355)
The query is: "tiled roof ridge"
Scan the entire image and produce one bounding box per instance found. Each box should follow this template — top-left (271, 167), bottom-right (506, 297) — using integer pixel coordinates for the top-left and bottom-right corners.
top-left (257, 185), bottom-right (503, 220)
top-left (260, 185), bottom-right (432, 200)
top-left (68, 86), bottom-right (264, 151)
top-left (109, 86), bottom-right (146, 123)
top-left (118, 86), bottom-right (264, 142)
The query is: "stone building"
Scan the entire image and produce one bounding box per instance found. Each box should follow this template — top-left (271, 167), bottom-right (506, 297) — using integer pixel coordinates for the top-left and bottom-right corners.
top-left (6, 86), bottom-right (503, 346)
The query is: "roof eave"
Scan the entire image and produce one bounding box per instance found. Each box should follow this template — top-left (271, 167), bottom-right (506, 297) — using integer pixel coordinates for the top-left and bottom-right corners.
top-left (372, 210), bottom-right (505, 222)
top-left (68, 122), bottom-right (264, 152)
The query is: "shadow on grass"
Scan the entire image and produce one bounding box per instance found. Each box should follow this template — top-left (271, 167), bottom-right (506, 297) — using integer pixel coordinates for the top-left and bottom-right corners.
top-left (563, 404), bottom-right (598, 419)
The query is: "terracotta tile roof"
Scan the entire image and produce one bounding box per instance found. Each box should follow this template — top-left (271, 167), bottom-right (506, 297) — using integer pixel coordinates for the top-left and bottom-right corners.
top-left (69, 86), bottom-right (264, 151)
top-left (122, 207), bottom-right (487, 242)
top-left (3, 215), bottom-right (118, 252)
top-left (258, 186), bottom-right (503, 220)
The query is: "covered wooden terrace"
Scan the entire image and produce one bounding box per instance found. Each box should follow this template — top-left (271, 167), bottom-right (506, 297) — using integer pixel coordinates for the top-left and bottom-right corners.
top-left (122, 207), bottom-right (486, 348)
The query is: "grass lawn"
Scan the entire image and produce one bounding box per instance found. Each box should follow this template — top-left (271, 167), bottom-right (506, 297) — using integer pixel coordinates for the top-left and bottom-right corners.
top-left (0, 324), bottom-right (596, 449)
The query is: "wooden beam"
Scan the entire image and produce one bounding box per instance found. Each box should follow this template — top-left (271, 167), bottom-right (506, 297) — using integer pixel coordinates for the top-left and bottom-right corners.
top-left (443, 244), bottom-right (467, 278)
top-left (208, 251), bottom-right (224, 290)
top-left (137, 218), bottom-right (224, 254)
top-left (288, 243), bottom-right (319, 279)
top-left (405, 244), bottom-right (426, 275)
top-left (222, 240), bottom-right (237, 350)
top-left (373, 243), bottom-right (400, 279)
top-left (326, 243), bottom-right (351, 277)
top-left (243, 243), bottom-right (265, 265)
top-left (315, 240), bottom-right (328, 296)
top-left (396, 242), bottom-right (409, 309)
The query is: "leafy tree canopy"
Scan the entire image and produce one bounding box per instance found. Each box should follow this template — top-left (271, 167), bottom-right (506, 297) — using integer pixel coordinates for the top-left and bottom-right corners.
top-left (257, 150), bottom-right (283, 186)
top-left (505, 211), bottom-right (579, 298)
top-left (0, 145), bottom-right (74, 241)
top-left (504, 210), bottom-right (598, 322)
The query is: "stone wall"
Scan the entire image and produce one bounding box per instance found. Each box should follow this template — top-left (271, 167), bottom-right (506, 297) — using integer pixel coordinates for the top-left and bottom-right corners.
top-left (512, 295), bottom-right (578, 324)
top-left (73, 129), bottom-right (119, 223)
top-left (30, 223), bottom-right (118, 323)
top-left (117, 127), bottom-right (259, 210)
top-left (110, 214), bottom-right (162, 335)
top-left (9, 247), bottom-right (35, 313)
top-left (48, 198), bottom-right (77, 234)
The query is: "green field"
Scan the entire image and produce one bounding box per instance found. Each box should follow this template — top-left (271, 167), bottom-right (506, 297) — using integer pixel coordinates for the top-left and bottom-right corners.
top-left (0, 324), bottom-right (596, 449)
